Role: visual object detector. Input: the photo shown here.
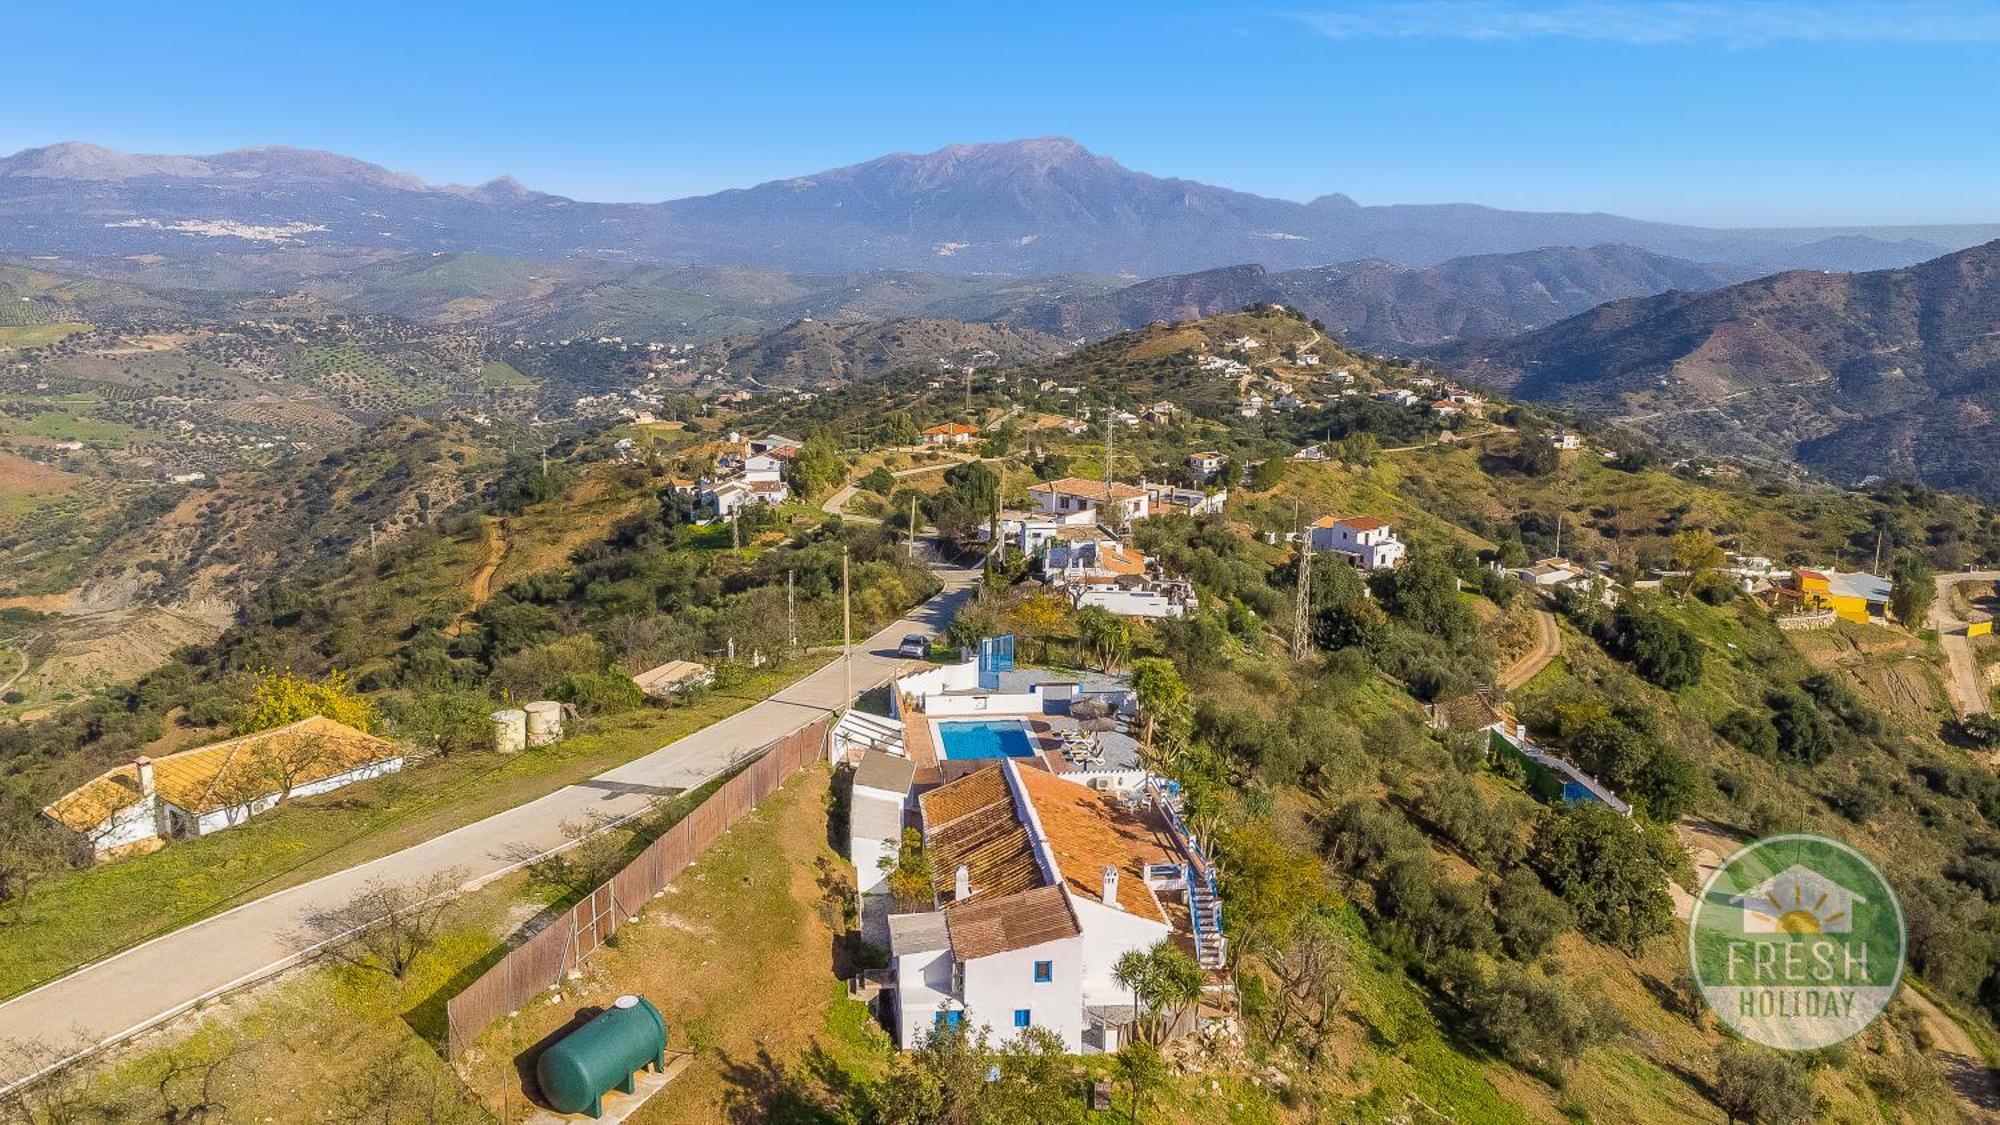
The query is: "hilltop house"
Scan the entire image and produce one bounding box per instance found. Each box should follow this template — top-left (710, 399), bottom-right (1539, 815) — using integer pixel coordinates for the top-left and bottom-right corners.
top-left (1309, 516), bottom-right (1406, 571)
top-left (1186, 452), bottom-right (1226, 481)
top-left (1376, 389), bottom-right (1421, 408)
top-left (921, 422), bottom-right (982, 447)
top-left (1027, 478), bottom-right (1151, 525)
top-left (43, 716), bottom-right (403, 860)
top-left (888, 760), bottom-right (1220, 1052)
top-left (1550, 430), bottom-right (1583, 451)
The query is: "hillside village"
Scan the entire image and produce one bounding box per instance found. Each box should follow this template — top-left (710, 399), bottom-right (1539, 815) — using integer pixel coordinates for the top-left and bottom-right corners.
top-left (4, 304), bottom-right (2000, 1125)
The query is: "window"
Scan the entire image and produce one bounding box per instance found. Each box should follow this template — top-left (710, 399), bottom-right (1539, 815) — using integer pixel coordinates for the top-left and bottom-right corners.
top-left (1033, 960), bottom-right (1053, 983)
top-left (1013, 1009), bottom-right (1031, 1029)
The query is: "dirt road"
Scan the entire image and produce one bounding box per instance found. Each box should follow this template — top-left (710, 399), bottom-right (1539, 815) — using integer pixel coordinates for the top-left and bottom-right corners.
top-left (1933, 570), bottom-right (2000, 717)
top-left (1498, 608), bottom-right (1560, 692)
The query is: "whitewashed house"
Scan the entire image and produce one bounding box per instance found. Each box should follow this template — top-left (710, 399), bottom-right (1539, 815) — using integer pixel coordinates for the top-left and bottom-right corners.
top-left (888, 761), bottom-right (1220, 1052)
top-left (851, 751), bottom-right (915, 900)
top-left (43, 717), bottom-right (403, 860)
top-left (1026, 478), bottom-right (1151, 525)
top-left (1186, 452), bottom-right (1226, 481)
top-left (1309, 516), bottom-right (1407, 570)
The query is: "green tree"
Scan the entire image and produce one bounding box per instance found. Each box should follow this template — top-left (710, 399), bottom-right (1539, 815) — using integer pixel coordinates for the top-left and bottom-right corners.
top-left (1767, 687), bottom-right (1834, 764)
top-left (1112, 941), bottom-right (1205, 1043)
top-left (1669, 529), bottom-right (1726, 601)
top-left (1529, 803), bottom-right (1680, 955)
top-left (1074, 606), bottom-right (1130, 672)
top-left (1248, 457), bottom-right (1287, 491)
top-left (1129, 657), bottom-right (1189, 767)
top-left (237, 668), bottom-right (379, 734)
top-left (391, 688), bottom-right (495, 757)
top-left (1490, 866), bottom-right (1574, 959)
top-left (860, 466), bottom-right (897, 495)
top-left (1715, 1042), bottom-right (1817, 1124)
top-left (1116, 1041), bottom-right (1169, 1123)
top-left (786, 432), bottom-right (846, 499)
top-left (883, 827), bottom-right (935, 911)
top-left (1372, 550), bottom-right (1475, 642)
top-left (1891, 555), bottom-right (1936, 626)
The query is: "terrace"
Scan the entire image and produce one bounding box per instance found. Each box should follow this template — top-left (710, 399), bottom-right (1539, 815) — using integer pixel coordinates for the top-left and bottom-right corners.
top-left (892, 657), bottom-right (1144, 787)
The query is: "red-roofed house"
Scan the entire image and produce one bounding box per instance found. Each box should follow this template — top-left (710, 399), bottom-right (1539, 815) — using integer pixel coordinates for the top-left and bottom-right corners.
top-left (920, 422), bottom-right (982, 447)
top-left (888, 759), bottom-right (1216, 1052)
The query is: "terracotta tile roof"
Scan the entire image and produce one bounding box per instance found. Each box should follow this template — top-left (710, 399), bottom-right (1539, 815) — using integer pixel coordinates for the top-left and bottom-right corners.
top-left (1015, 766), bottom-right (1173, 923)
top-left (1032, 477), bottom-right (1145, 502)
top-left (921, 770), bottom-right (1043, 903)
top-left (44, 771), bottom-right (145, 832)
top-left (945, 883), bottom-right (1079, 959)
top-left (48, 716), bottom-right (399, 828)
top-left (1337, 515), bottom-right (1389, 532)
top-left (921, 422), bottom-right (981, 436)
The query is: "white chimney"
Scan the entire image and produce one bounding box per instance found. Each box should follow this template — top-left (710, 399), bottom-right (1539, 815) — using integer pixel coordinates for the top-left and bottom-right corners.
top-left (1101, 864), bottom-right (1120, 909)
top-left (955, 864), bottom-right (972, 901)
top-left (134, 756), bottom-right (155, 797)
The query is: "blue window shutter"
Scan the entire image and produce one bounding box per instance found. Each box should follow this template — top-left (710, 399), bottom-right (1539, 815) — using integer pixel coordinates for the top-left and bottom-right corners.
top-left (1013, 1009), bottom-right (1031, 1029)
top-left (1033, 960), bottom-right (1052, 982)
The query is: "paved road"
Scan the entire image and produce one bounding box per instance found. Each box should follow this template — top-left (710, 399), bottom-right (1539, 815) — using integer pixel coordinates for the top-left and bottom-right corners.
top-left (1932, 571), bottom-right (2000, 717)
top-left (0, 562), bottom-right (982, 1086)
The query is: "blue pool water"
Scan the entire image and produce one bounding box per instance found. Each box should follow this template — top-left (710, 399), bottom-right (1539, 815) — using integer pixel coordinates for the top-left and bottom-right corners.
top-left (938, 720), bottom-right (1037, 760)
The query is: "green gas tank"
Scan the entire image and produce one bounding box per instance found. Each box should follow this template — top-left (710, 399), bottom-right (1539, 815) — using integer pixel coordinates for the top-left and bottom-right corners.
top-left (535, 994), bottom-right (668, 1118)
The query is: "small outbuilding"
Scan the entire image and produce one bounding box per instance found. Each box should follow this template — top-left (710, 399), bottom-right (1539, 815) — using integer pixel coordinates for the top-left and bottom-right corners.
top-left (632, 660), bottom-right (715, 698)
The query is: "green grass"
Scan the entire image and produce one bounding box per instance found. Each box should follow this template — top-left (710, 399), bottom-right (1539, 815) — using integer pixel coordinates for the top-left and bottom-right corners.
top-left (0, 322), bottom-right (89, 349)
top-left (479, 358), bottom-right (536, 388)
top-left (16, 410), bottom-right (135, 447)
top-left (0, 656), bottom-right (831, 1000)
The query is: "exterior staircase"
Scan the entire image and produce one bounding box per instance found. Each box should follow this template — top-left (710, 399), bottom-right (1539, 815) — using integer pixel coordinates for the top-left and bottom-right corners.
top-left (1188, 869), bottom-right (1227, 969)
top-left (832, 708), bottom-right (904, 758)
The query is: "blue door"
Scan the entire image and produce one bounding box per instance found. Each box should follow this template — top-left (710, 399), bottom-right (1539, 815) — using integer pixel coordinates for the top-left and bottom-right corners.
top-left (935, 1010), bottom-right (964, 1033)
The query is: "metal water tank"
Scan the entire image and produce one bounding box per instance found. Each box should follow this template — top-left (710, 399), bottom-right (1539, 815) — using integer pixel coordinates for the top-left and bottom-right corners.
top-left (490, 709), bottom-right (527, 754)
top-left (535, 995), bottom-right (668, 1118)
top-left (524, 700), bottom-right (565, 747)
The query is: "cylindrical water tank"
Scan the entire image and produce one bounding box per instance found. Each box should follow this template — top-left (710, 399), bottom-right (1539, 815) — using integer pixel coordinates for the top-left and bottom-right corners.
top-left (525, 700), bottom-right (565, 747)
top-left (535, 994), bottom-right (667, 1118)
top-left (491, 709), bottom-right (527, 754)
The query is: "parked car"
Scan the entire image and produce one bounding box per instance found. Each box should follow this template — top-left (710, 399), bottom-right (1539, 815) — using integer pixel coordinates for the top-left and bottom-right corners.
top-left (898, 634), bottom-right (929, 659)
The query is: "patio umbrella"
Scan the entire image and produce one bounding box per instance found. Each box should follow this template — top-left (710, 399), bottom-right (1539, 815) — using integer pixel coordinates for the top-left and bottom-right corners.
top-left (1070, 696), bottom-right (1113, 720)
top-left (1078, 715), bottom-right (1121, 733)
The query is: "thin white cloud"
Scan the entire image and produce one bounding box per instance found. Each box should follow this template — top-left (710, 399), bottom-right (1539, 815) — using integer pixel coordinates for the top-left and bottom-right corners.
top-left (1294, 2), bottom-right (2000, 46)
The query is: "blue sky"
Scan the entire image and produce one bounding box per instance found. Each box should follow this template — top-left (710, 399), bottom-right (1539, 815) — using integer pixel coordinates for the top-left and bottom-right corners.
top-left (6, 0), bottom-right (1998, 226)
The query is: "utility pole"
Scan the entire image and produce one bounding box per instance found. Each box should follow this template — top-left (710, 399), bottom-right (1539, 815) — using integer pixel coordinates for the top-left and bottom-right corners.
top-left (909, 494), bottom-right (919, 561)
top-left (1102, 407), bottom-right (1117, 532)
top-left (1873, 527), bottom-right (1885, 576)
top-left (842, 545), bottom-right (853, 706)
top-left (1291, 502), bottom-right (1314, 662)
top-left (786, 569), bottom-right (797, 657)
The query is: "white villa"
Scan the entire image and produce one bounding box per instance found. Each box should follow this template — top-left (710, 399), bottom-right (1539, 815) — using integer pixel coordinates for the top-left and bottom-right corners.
top-left (1309, 515), bottom-right (1407, 570)
top-left (887, 759), bottom-right (1221, 1052)
top-left (44, 716), bottom-right (403, 860)
top-left (1186, 452), bottom-right (1226, 481)
top-left (920, 422), bottom-right (982, 447)
top-left (1550, 430), bottom-right (1583, 450)
top-left (1042, 534), bottom-right (1196, 619)
top-left (1026, 478), bottom-right (1151, 525)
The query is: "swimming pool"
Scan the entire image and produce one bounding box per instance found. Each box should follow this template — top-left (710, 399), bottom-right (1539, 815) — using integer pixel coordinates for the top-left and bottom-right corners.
top-left (937, 719), bottom-right (1037, 760)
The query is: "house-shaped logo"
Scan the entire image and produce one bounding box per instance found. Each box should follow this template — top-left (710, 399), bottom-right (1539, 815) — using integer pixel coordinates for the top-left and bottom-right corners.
top-left (1728, 863), bottom-right (1864, 935)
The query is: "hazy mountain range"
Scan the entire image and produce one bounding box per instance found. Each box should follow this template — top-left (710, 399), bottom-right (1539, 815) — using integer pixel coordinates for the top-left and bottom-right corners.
top-left (1444, 239), bottom-right (2000, 499)
top-left (4, 138), bottom-right (1995, 276)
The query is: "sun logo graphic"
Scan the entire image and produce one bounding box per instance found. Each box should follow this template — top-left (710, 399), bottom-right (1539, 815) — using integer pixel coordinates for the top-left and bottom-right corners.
top-left (1731, 865), bottom-right (1862, 935)
top-left (1690, 835), bottom-right (1904, 1050)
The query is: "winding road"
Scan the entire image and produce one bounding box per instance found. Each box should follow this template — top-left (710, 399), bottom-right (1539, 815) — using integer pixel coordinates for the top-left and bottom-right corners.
top-left (1498, 608), bottom-right (1561, 692)
top-left (1932, 570), bottom-right (2000, 717)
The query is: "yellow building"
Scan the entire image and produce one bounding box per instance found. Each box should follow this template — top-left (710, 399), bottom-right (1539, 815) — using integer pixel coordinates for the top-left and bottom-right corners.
top-left (1794, 568), bottom-right (1892, 624)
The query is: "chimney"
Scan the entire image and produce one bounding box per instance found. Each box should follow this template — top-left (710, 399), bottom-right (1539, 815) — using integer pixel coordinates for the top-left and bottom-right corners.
top-left (134, 756), bottom-right (155, 797)
top-left (955, 864), bottom-right (972, 901)
top-left (1101, 864), bottom-right (1121, 909)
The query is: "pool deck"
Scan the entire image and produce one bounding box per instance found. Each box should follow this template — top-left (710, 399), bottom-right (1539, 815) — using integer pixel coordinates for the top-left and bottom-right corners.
top-left (902, 710), bottom-right (1141, 787)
